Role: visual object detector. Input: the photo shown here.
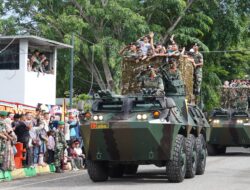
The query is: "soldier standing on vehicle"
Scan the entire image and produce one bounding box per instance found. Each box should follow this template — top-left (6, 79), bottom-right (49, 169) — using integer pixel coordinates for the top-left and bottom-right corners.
top-left (54, 121), bottom-right (67, 173)
top-left (188, 44), bottom-right (203, 95)
top-left (119, 42), bottom-right (142, 62)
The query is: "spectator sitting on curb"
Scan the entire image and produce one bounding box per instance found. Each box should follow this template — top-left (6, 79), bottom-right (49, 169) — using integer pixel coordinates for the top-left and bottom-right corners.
top-left (67, 141), bottom-right (83, 170)
top-left (74, 140), bottom-right (85, 169)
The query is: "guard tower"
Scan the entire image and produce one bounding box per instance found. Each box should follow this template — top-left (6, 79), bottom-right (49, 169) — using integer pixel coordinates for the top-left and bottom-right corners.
top-left (0, 36), bottom-right (72, 106)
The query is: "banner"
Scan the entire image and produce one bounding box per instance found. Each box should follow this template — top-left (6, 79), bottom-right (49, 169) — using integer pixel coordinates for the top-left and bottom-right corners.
top-left (0, 100), bottom-right (36, 114)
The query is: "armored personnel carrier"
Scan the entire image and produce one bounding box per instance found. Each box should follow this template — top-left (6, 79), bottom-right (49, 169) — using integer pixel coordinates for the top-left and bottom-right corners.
top-left (208, 86), bottom-right (250, 155)
top-left (80, 56), bottom-right (210, 183)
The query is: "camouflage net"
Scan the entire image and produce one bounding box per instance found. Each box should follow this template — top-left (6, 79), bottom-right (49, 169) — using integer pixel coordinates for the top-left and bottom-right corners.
top-left (121, 57), bottom-right (164, 95)
top-left (179, 57), bottom-right (194, 102)
top-left (121, 56), bottom-right (194, 102)
top-left (220, 87), bottom-right (250, 110)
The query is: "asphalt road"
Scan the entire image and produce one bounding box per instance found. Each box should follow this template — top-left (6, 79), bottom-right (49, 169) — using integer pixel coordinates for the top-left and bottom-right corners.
top-left (1, 147), bottom-right (250, 190)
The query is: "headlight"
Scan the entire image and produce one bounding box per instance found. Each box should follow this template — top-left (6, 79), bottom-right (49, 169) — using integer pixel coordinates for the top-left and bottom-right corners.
top-left (213, 119), bottom-right (220, 124)
top-left (142, 114), bottom-right (147, 120)
top-left (93, 115), bottom-right (98, 121)
top-left (137, 114), bottom-right (142, 120)
top-left (98, 115), bottom-right (104, 121)
top-left (237, 119), bottom-right (243, 124)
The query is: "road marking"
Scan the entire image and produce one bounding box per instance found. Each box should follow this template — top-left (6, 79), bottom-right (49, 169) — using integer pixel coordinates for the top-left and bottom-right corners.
top-left (2, 172), bottom-right (84, 190)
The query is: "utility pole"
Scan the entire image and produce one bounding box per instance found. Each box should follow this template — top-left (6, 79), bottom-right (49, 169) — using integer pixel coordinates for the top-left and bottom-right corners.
top-left (69, 33), bottom-right (74, 109)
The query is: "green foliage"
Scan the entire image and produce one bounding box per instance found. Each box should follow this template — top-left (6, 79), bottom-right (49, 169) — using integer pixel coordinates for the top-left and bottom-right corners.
top-left (2, 0), bottom-right (250, 112)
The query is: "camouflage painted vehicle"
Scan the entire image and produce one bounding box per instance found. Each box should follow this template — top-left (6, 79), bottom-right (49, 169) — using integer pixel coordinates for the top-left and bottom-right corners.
top-left (80, 57), bottom-right (210, 183)
top-left (208, 87), bottom-right (250, 155)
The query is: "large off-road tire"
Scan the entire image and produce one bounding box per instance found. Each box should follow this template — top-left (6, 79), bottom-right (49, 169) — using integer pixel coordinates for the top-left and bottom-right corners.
top-left (124, 164), bottom-right (138, 175)
top-left (207, 144), bottom-right (226, 156)
top-left (167, 134), bottom-right (187, 183)
top-left (109, 164), bottom-right (125, 178)
top-left (87, 160), bottom-right (108, 182)
top-left (196, 134), bottom-right (206, 175)
top-left (185, 134), bottom-right (197, 178)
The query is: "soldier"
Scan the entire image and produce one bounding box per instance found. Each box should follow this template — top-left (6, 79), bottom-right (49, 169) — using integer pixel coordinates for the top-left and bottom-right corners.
top-left (0, 111), bottom-right (9, 169)
top-left (236, 96), bottom-right (248, 111)
top-left (137, 66), bottom-right (165, 95)
top-left (119, 42), bottom-right (142, 62)
top-left (54, 121), bottom-right (67, 173)
top-left (166, 58), bottom-right (182, 81)
top-left (188, 44), bottom-right (203, 95)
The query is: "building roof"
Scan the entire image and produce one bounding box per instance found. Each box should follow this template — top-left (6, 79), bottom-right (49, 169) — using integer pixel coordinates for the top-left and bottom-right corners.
top-left (0, 35), bottom-right (73, 49)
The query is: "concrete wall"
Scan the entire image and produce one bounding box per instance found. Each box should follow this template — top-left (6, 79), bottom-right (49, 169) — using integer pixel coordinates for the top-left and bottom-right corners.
top-left (0, 39), bottom-right (27, 103)
top-left (0, 40), bottom-right (57, 106)
top-left (23, 47), bottom-right (57, 106)
top-left (24, 72), bottom-right (56, 106)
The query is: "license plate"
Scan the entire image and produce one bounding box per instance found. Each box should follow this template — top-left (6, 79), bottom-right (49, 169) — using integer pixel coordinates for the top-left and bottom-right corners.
top-left (91, 123), bottom-right (109, 129)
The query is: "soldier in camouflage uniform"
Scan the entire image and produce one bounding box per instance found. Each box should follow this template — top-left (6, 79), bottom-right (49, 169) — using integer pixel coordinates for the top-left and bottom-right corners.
top-left (189, 44), bottom-right (203, 95)
top-left (137, 66), bottom-right (165, 95)
top-left (54, 121), bottom-right (67, 173)
top-left (0, 111), bottom-right (8, 169)
top-left (119, 42), bottom-right (142, 62)
top-left (236, 96), bottom-right (248, 111)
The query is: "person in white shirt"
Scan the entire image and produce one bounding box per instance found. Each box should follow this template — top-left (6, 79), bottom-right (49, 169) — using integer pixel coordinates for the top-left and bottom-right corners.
top-left (74, 140), bottom-right (85, 168)
top-left (47, 131), bottom-right (55, 164)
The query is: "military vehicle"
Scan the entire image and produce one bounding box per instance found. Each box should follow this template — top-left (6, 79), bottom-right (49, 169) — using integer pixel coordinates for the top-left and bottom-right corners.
top-left (80, 56), bottom-right (210, 183)
top-left (208, 86), bottom-right (250, 155)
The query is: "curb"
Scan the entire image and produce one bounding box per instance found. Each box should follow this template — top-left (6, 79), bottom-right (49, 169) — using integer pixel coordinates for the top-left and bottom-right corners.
top-left (0, 164), bottom-right (55, 182)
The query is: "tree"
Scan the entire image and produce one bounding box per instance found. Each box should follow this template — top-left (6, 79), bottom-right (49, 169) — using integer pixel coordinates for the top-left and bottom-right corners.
top-left (3, 0), bottom-right (250, 112)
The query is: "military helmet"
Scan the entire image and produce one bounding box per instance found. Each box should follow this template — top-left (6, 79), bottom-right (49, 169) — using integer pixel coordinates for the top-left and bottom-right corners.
top-left (0, 111), bottom-right (8, 117)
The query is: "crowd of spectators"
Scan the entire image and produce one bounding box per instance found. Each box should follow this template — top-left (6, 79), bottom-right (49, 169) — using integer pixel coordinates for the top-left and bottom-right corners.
top-left (27, 50), bottom-right (53, 74)
top-left (119, 33), bottom-right (194, 64)
top-left (223, 80), bottom-right (250, 88)
top-left (0, 109), bottom-right (85, 173)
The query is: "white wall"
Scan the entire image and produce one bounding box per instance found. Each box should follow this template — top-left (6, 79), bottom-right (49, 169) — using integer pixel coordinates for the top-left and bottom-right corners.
top-left (24, 47), bottom-right (57, 106)
top-left (0, 39), bottom-right (27, 103)
top-left (0, 40), bottom-right (58, 107)
top-left (24, 72), bottom-right (56, 106)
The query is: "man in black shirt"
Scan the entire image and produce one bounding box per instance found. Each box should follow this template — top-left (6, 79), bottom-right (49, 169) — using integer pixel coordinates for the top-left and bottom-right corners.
top-left (14, 114), bottom-right (33, 167)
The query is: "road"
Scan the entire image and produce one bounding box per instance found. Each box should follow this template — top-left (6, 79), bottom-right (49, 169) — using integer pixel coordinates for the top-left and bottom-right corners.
top-left (1, 147), bottom-right (250, 190)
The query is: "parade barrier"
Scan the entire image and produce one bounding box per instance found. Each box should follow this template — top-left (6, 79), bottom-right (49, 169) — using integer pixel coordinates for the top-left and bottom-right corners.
top-left (0, 164), bottom-right (56, 181)
top-left (14, 143), bottom-right (26, 169)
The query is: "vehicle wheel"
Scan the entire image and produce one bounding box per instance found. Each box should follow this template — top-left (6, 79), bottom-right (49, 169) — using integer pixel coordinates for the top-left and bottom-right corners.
top-left (196, 134), bottom-right (206, 175)
top-left (109, 164), bottom-right (125, 178)
top-left (167, 134), bottom-right (186, 183)
top-left (185, 134), bottom-right (197, 178)
top-left (87, 160), bottom-right (108, 182)
top-left (124, 164), bottom-right (138, 175)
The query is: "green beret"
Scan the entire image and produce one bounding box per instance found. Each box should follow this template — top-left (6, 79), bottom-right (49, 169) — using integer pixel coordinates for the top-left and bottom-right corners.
top-left (58, 121), bottom-right (65, 125)
top-left (0, 111), bottom-right (8, 117)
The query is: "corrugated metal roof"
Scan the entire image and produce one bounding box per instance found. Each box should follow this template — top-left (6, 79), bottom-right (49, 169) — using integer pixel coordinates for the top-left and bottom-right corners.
top-left (0, 35), bottom-right (73, 49)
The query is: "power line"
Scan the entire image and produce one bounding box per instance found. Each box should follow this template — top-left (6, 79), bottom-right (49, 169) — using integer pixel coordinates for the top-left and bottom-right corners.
top-left (0, 37), bottom-right (17, 54)
top-left (201, 49), bottom-right (250, 53)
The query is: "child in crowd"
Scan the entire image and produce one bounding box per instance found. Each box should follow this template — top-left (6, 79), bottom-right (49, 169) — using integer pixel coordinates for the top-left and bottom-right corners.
top-left (47, 131), bottom-right (55, 164)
